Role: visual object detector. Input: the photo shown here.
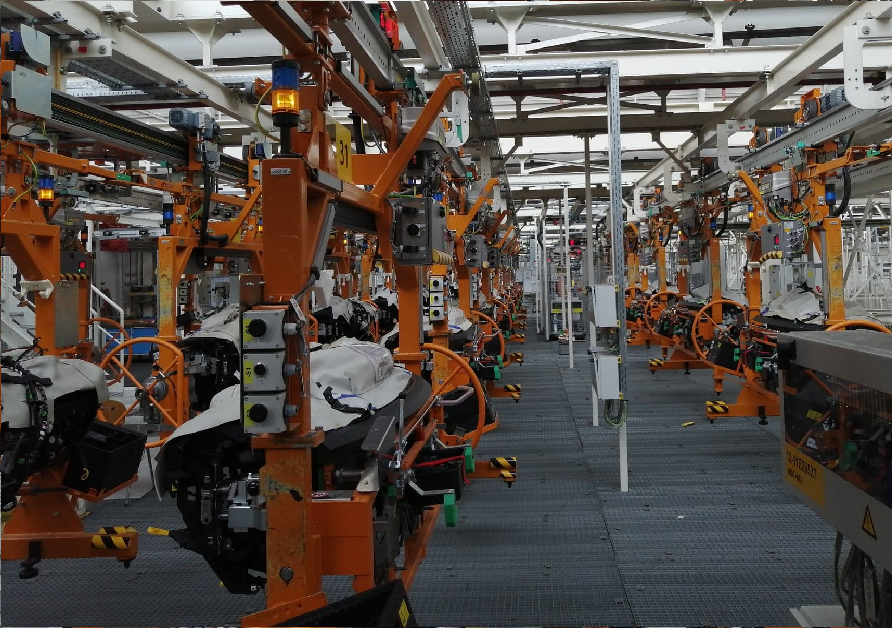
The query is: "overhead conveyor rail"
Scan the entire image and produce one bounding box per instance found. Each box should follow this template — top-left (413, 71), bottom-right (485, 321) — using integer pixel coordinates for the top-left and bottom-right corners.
top-left (49, 90), bottom-right (249, 181)
top-left (694, 102), bottom-right (892, 196)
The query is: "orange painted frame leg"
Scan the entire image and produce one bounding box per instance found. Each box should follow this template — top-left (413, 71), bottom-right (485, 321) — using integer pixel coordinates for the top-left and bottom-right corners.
top-left (705, 382), bottom-right (779, 423)
top-left (1, 470), bottom-right (138, 565)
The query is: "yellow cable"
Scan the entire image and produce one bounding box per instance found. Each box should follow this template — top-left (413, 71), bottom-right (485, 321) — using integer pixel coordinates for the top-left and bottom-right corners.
top-left (254, 84), bottom-right (279, 143)
top-left (10, 152), bottom-right (38, 206)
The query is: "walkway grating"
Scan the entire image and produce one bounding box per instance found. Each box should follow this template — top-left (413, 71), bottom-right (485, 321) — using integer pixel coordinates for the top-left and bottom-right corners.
top-left (1, 337), bottom-right (838, 626)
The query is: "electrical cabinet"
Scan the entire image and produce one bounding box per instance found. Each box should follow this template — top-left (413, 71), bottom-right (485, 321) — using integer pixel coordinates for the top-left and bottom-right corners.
top-left (761, 221), bottom-right (805, 259)
top-left (779, 331), bottom-right (892, 572)
top-left (392, 197), bottom-right (446, 265)
top-left (591, 352), bottom-right (621, 400)
top-left (591, 284), bottom-right (619, 328)
top-left (465, 235), bottom-right (487, 268)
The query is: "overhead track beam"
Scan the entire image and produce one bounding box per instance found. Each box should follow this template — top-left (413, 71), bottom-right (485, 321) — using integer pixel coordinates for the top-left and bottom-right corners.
top-left (637, 0), bottom-right (892, 186)
top-left (392, 0), bottom-right (450, 71)
top-left (14, 0), bottom-right (273, 131)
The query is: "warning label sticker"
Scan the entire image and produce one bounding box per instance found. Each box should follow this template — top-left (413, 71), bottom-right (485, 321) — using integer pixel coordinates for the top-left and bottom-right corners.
top-left (863, 505), bottom-right (877, 540)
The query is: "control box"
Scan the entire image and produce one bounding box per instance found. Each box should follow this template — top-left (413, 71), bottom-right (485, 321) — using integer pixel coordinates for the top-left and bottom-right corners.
top-left (428, 275), bottom-right (445, 322)
top-left (240, 308), bottom-right (297, 434)
top-left (392, 197), bottom-right (446, 265)
top-left (591, 351), bottom-right (621, 400)
top-left (465, 235), bottom-right (487, 268)
top-left (591, 284), bottom-right (619, 328)
top-left (60, 250), bottom-right (92, 276)
top-left (487, 247), bottom-right (501, 268)
top-left (675, 239), bottom-right (703, 266)
top-left (761, 221), bottom-right (805, 260)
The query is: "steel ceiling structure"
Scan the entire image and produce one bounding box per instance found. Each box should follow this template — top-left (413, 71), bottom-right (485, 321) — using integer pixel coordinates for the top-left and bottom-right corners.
top-left (4, 0), bottom-right (890, 207)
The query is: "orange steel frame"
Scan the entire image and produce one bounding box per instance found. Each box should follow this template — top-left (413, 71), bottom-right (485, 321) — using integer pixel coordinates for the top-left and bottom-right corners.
top-left (649, 137), bottom-right (890, 422)
top-left (230, 3), bottom-right (474, 624)
top-left (0, 32), bottom-right (206, 567)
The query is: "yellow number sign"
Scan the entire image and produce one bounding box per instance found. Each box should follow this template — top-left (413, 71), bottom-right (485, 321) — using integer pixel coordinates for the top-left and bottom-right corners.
top-left (335, 122), bottom-right (353, 183)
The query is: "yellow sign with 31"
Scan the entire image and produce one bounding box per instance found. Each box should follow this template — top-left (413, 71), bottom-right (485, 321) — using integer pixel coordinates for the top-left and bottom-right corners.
top-left (334, 122), bottom-right (353, 183)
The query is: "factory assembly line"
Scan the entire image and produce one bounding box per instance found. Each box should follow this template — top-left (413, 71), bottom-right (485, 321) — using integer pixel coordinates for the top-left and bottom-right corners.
top-left (1, 1), bottom-right (891, 626)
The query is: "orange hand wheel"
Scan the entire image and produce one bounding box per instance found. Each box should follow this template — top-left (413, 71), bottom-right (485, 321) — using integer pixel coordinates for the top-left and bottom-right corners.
top-left (691, 299), bottom-right (746, 360)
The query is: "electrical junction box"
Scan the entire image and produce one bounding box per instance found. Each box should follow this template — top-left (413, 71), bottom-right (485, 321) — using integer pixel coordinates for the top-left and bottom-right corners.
top-left (242, 352), bottom-right (286, 393)
top-left (428, 275), bottom-right (445, 322)
top-left (591, 284), bottom-right (619, 328)
top-left (591, 351), bottom-right (621, 400)
top-left (60, 250), bottom-right (92, 276)
top-left (761, 221), bottom-right (805, 259)
top-left (676, 241), bottom-right (690, 266)
top-left (487, 247), bottom-right (501, 268)
top-left (465, 235), bottom-right (487, 268)
top-left (392, 197), bottom-right (446, 265)
top-left (242, 393), bottom-right (287, 434)
top-left (241, 310), bottom-right (287, 350)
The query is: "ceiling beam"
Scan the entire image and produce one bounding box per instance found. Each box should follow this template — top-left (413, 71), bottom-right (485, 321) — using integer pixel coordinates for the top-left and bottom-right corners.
top-left (497, 107), bottom-right (797, 137)
top-left (392, 1), bottom-right (450, 71)
top-left (637, 0), bottom-right (892, 186)
top-left (526, 16), bottom-right (712, 46)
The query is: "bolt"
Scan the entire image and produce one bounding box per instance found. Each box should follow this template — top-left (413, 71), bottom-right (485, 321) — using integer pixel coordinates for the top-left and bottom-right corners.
top-left (862, 25), bottom-right (870, 35)
top-left (279, 566), bottom-right (294, 582)
top-left (98, 45), bottom-right (107, 54)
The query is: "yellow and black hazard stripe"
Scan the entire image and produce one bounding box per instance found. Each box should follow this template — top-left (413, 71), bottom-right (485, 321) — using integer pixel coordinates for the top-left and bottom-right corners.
top-left (510, 393), bottom-right (521, 402)
top-left (649, 359), bottom-right (664, 367)
top-left (499, 470), bottom-right (517, 484)
top-left (510, 352), bottom-right (524, 362)
top-left (92, 525), bottom-right (136, 550)
top-left (60, 273), bottom-right (89, 281)
top-left (489, 456), bottom-right (517, 469)
top-left (706, 400), bottom-right (729, 414)
top-left (503, 384), bottom-right (522, 393)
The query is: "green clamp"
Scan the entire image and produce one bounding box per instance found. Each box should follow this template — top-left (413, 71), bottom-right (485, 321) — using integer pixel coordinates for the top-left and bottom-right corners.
top-left (493, 364), bottom-right (500, 380)
top-left (733, 348), bottom-right (740, 362)
top-left (496, 355), bottom-right (503, 366)
top-left (443, 492), bottom-right (458, 528)
top-left (754, 357), bottom-right (763, 372)
top-left (464, 447), bottom-right (475, 473)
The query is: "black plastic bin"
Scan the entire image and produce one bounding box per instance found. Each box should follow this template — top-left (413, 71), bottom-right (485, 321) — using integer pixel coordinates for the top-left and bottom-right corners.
top-left (63, 420), bottom-right (147, 493)
top-left (274, 579), bottom-right (417, 627)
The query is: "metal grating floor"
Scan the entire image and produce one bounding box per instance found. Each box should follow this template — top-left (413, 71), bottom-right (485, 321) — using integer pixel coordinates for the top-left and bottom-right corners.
top-left (1, 338), bottom-right (838, 626)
